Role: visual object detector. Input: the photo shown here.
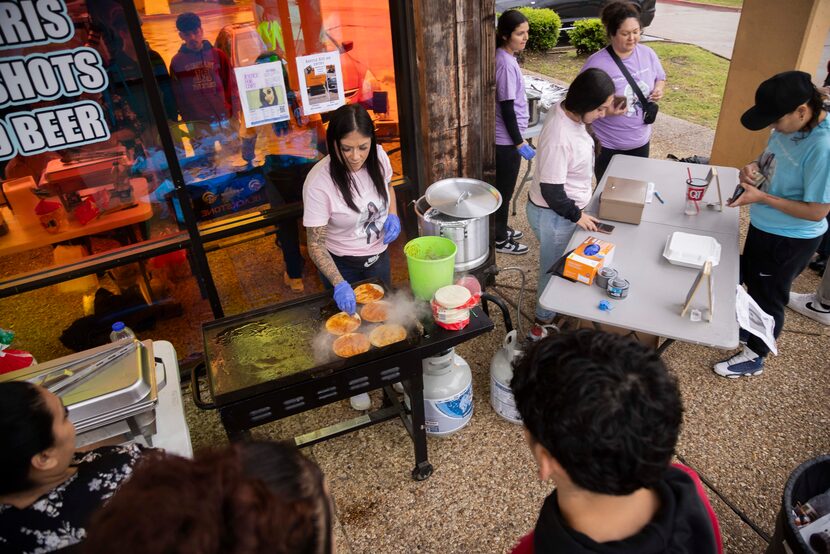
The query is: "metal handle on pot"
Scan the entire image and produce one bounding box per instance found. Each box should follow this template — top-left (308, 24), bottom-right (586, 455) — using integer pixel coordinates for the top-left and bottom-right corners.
top-left (190, 361), bottom-right (217, 410)
top-left (455, 190), bottom-right (471, 205)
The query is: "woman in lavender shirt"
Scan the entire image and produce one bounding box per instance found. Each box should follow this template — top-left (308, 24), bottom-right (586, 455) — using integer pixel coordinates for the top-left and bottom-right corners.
top-left (494, 9), bottom-right (533, 255)
top-left (580, 1), bottom-right (667, 181)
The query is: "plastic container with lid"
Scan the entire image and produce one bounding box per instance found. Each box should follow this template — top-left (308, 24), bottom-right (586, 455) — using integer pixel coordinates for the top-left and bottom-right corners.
top-left (431, 284), bottom-right (477, 330)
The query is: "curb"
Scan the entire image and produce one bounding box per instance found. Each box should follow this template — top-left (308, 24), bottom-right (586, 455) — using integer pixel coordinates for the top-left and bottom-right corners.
top-left (141, 4), bottom-right (247, 21)
top-left (657, 0), bottom-right (741, 13)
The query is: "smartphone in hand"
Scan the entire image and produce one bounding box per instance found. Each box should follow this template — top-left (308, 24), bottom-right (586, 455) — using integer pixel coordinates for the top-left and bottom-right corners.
top-left (729, 172), bottom-right (766, 205)
top-left (596, 222), bottom-right (615, 234)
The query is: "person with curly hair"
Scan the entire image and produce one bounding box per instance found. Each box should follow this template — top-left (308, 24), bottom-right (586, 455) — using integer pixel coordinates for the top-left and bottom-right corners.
top-left (509, 330), bottom-right (720, 553)
top-left (83, 441), bottom-right (333, 554)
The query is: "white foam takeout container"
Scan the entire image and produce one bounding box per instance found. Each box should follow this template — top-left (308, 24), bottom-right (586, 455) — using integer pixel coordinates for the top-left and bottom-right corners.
top-left (662, 232), bottom-right (721, 269)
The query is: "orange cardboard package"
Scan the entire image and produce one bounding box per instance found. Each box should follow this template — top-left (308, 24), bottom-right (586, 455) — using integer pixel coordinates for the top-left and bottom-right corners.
top-left (563, 236), bottom-right (616, 285)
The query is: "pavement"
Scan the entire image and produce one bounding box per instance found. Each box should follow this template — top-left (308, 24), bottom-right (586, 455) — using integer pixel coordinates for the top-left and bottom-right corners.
top-left (180, 90), bottom-right (829, 553)
top-left (649, 0), bottom-right (830, 80)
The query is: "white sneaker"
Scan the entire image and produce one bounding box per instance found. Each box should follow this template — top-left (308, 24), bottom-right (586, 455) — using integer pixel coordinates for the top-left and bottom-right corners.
top-left (713, 346), bottom-right (764, 378)
top-left (788, 292), bottom-right (830, 325)
top-left (349, 393), bottom-right (371, 411)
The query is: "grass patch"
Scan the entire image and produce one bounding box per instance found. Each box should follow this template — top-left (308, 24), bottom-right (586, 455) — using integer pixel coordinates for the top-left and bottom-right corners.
top-left (522, 42), bottom-right (729, 129)
top-left (681, 0), bottom-right (742, 8)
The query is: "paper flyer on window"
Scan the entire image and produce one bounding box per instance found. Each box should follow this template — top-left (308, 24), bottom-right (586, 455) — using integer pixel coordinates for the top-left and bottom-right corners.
top-left (234, 61), bottom-right (290, 128)
top-left (296, 51), bottom-right (345, 115)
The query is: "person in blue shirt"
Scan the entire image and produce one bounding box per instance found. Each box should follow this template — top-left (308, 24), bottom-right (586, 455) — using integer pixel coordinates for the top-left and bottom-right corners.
top-left (715, 71), bottom-right (830, 377)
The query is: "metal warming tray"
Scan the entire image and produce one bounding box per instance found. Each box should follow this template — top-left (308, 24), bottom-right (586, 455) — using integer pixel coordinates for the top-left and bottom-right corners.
top-left (202, 279), bottom-right (422, 407)
top-left (0, 340), bottom-right (158, 431)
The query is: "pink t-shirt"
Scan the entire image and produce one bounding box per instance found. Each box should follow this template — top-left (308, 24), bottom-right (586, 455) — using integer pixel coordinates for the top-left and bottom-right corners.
top-left (302, 145), bottom-right (393, 257)
top-left (529, 102), bottom-right (594, 210)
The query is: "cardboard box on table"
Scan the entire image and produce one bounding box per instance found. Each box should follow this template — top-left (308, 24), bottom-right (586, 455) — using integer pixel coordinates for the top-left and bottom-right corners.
top-left (599, 177), bottom-right (648, 225)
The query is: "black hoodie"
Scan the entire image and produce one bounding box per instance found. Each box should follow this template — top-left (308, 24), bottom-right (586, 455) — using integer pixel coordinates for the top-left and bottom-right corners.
top-left (533, 467), bottom-right (718, 553)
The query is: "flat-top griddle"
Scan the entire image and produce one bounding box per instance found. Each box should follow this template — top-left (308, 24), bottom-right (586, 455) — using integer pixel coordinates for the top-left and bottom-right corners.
top-left (193, 284), bottom-right (506, 480)
top-left (202, 279), bottom-right (420, 406)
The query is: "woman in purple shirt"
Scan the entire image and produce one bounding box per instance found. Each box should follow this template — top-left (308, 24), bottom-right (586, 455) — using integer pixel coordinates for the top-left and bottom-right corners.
top-left (580, 1), bottom-right (666, 181)
top-left (495, 10), bottom-right (533, 255)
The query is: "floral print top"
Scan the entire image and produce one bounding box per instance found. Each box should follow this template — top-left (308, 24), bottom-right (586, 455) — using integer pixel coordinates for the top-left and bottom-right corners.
top-left (0, 444), bottom-right (144, 554)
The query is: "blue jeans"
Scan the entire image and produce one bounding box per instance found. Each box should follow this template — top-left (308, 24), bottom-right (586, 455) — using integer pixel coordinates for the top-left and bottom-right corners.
top-left (319, 250), bottom-right (391, 290)
top-left (526, 201), bottom-right (577, 322)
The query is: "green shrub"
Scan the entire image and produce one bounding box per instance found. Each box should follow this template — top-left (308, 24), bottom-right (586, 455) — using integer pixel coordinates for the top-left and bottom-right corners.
top-left (516, 7), bottom-right (562, 52)
top-left (568, 19), bottom-right (607, 55)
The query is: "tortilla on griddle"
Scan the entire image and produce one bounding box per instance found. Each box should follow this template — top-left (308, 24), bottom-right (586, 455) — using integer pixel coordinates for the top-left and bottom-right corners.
top-left (332, 333), bottom-right (371, 358)
top-left (354, 283), bottom-right (384, 304)
top-left (369, 324), bottom-right (407, 348)
top-left (360, 301), bottom-right (391, 323)
top-left (325, 312), bottom-right (361, 336)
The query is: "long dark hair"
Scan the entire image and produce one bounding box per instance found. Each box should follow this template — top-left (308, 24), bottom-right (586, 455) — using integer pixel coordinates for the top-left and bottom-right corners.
top-left (496, 9), bottom-right (528, 48)
top-left (564, 69), bottom-right (615, 154)
top-left (0, 382), bottom-right (55, 495)
top-left (796, 87), bottom-right (827, 140)
top-left (564, 69), bottom-right (615, 116)
top-left (259, 86), bottom-right (276, 106)
top-left (325, 104), bottom-right (387, 213)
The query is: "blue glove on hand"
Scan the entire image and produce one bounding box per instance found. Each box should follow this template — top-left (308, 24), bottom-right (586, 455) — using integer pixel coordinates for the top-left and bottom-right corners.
top-left (333, 282), bottom-right (356, 315)
top-left (382, 213), bottom-right (401, 245)
top-left (517, 143), bottom-right (536, 161)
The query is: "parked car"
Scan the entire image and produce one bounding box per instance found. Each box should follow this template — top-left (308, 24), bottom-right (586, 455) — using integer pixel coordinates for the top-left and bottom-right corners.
top-left (494, 0), bottom-right (656, 32)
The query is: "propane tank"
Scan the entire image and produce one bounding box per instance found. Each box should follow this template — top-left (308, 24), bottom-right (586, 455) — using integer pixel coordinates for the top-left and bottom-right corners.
top-left (490, 330), bottom-right (523, 424)
top-left (417, 348), bottom-right (473, 436)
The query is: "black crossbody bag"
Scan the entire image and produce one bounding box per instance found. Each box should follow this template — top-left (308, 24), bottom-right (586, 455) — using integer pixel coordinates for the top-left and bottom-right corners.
top-left (606, 45), bottom-right (659, 124)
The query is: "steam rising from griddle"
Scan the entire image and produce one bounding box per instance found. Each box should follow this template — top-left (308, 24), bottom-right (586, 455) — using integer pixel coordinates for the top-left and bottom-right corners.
top-left (311, 289), bottom-right (429, 363)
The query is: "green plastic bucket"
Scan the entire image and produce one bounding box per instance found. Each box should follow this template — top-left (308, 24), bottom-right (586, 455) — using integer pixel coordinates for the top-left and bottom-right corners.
top-left (404, 236), bottom-right (457, 300)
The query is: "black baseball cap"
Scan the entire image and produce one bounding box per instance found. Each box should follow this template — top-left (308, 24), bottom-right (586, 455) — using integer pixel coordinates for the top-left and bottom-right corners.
top-left (740, 71), bottom-right (815, 131)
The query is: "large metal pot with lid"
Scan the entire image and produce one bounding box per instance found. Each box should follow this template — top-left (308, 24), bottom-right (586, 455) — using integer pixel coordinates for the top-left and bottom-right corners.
top-left (415, 178), bottom-right (502, 272)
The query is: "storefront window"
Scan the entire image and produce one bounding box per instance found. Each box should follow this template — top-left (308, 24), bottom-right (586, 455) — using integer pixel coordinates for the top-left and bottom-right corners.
top-left (0, 0), bottom-right (411, 362)
top-left (136, 0), bottom-right (402, 228)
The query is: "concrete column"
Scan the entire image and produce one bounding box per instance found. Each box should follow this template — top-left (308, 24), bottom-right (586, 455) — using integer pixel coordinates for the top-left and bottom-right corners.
top-left (710, 0), bottom-right (830, 167)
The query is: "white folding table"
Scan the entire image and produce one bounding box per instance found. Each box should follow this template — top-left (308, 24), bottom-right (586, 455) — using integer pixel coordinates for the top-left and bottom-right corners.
top-left (539, 155), bottom-right (742, 353)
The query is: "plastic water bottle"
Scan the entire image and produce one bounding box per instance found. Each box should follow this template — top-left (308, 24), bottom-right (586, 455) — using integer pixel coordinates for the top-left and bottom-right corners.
top-left (109, 322), bottom-right (136, 342)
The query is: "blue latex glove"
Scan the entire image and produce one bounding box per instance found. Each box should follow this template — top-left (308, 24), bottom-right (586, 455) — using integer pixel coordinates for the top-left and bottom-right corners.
top-left (382, 213), bottom-right (401, 244)
top-left (518, 143), bottom-right (536, 161)
top-left (333, 282), bottom-right (356, 315)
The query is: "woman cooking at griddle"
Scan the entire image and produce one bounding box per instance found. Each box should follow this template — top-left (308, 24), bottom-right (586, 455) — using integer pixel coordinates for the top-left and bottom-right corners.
top-left (303, 103), bottom-right (401, 411)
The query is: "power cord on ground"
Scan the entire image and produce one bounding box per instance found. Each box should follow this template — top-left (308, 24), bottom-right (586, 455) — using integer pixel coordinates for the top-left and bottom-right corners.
top-left (676, 453), bottom-right (771, 544)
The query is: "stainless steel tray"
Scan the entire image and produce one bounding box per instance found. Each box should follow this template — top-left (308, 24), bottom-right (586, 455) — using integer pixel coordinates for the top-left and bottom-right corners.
top-left (1, 340), bottom-right (158, 427)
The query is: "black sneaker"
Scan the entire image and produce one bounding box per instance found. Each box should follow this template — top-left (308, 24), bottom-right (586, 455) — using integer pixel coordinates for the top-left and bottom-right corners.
top-left (495, 239), bottom-right (529, 255)
top-left (507, 227), bottom-right (524, 241)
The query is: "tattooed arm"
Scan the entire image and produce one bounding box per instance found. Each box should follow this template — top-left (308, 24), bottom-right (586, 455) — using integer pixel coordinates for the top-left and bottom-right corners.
top-left (307, 225), bottom-right (345, 286)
